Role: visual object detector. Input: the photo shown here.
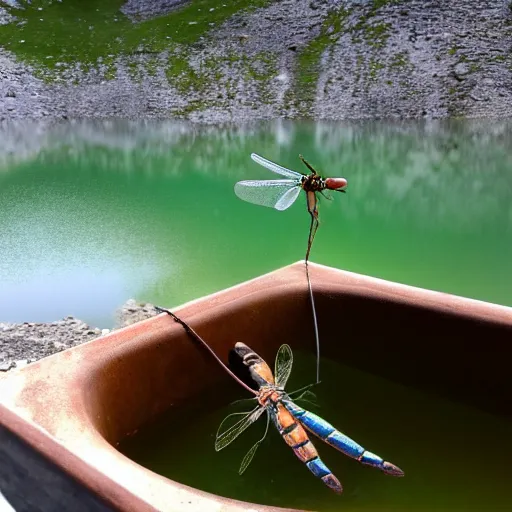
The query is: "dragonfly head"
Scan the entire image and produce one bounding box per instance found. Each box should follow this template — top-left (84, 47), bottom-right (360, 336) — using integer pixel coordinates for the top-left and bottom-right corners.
top-left (228, 343), bottom-right (260, 391)
top-left (325, 177), bottom-right (348, 192)
top-left (229, 342), bottom-right (275, 389)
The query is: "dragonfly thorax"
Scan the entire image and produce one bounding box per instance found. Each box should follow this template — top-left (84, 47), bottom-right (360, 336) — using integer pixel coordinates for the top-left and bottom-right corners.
top-left (301, 173), bottom-right (326, 193)
top-left (257, 385), bottom-right (285, 408)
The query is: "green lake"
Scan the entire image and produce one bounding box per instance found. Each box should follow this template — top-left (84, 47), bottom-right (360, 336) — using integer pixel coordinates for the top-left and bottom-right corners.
top-left (120, 350), bottom-right (512, 511)
top-left (0, 119), bottom-right (511, 326)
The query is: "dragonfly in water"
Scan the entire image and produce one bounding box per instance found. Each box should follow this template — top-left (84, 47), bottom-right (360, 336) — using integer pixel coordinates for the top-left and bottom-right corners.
top-left (234, 153), bottom-right (348, 261)
top-left (216, 343), bottom-right (404, 494)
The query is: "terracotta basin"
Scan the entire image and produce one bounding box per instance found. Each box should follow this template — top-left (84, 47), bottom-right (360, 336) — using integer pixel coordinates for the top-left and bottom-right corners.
top-left (1, 262), bottom-right (511, 511)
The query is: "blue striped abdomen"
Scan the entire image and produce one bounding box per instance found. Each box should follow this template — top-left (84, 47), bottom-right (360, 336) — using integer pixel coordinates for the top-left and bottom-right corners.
top-left (269, 402), bottom-right (342, 493)
top-left (284, 400), bottom-right (404, 477)
top-left (285, 401), bottom-right (364, 459)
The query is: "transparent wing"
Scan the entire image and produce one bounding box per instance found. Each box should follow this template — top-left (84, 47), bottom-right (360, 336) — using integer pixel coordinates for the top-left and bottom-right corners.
top-left (293, 389), bottom-right (319, 409)
top-left (287, 382), bottom-right (317, 398)
top-left (275, 186), bottom-right (301, 211)
top-left (275, 344), bottom-right (293, 388)
top-left (229, 397), bottom-right (258, 407)
top-left (234, 180), bottom-right (300, 210)
top-left (215, 406), bottom-right (266, 452)
top-left (251, 153), bottom-right (303, 179)
top-left (239, 413), bottom-right (270, 475)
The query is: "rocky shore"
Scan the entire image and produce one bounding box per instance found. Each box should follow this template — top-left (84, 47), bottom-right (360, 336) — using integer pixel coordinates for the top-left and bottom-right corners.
top-left (1, 0), bottom-right (511, 123)
top-left (0, 300), bottom-right (159, 373)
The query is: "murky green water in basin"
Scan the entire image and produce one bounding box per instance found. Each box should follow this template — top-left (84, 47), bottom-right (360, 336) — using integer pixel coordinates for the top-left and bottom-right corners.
top-left (120, 351), bottom-right (512, 511)
top-left (1, 120), bottom-right (511, 326)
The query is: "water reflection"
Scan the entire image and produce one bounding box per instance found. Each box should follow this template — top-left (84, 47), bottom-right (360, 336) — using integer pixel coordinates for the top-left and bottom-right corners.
top-left (0, 120), bottom-right (511, 325)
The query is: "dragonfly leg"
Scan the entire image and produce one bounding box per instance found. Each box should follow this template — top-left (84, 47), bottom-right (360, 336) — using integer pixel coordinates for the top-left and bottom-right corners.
top-left (305, 191), bottom-right (319, 262)
top-left (305, 190), bottom-right (321, 383)
top-left (299, 154), bottom-right (318, 175)
top-left (320, 190), bottom-right (332, 201)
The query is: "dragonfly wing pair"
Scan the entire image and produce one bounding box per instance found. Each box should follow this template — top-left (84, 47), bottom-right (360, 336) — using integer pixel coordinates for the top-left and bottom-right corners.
top-left (214, 343), bottom-right (293, 475)
top-left (234, 153), bottom-right (303, 211)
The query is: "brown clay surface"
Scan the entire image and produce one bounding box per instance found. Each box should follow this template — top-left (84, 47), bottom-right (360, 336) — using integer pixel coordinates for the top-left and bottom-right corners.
top-left (1, 261), bottom-right (511, 511)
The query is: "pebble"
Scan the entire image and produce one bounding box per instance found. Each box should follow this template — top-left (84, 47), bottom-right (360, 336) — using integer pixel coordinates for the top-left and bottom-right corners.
top-left (454, 62), bottom-right (470, 80)
top-left (0, 362), bottom-right (14, 372)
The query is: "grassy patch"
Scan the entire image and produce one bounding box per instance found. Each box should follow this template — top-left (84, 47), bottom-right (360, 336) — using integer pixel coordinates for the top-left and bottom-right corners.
top-left (0, 0), bottom-right (272, 76)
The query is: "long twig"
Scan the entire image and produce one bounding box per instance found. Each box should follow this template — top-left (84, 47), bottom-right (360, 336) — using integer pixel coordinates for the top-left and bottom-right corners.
top-left (155, 306), bottom-right (258, 396)
top-left (305, 259), bottom-right (320, 385)
top-left (305, 213), bottom-right (321, 384)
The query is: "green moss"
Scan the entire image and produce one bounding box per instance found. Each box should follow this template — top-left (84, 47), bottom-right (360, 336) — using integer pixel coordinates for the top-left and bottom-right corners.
top-left (349, 4), bottom-right (392, 51)
top-left (369, 58), bottom-right (385, 80)
top-left (0, 0), bottom-right (272, 79)
top-left (171, 100), bottom-right (206, 117)
top-left (371, 0), bottom-right (401, 9)
top-left (165, 52), bottom-right (213, 94)
top-left (163, 50), bottom-right (276, 113)
top-left (127, 61), bottom-right (141, 82)
top-left (103, 55), bottom-right (118, 80)
top-left (145, 56), bottom-right (160, 77)
top-left (295, 7), bottom-right (352, 113)
top-left (449, 46), bottom-right (459, 56)
top-left (389, 51), bottom-right (409, 69)
top-left (235, 52), bottom-right (277, 84)
top-left (362, 22), bottom-right (392, 49)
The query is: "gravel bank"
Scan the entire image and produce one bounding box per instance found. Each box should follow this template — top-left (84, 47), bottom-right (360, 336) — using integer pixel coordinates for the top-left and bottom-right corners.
top-left (0, 0), bottom-right (511, 122)
top-left (0, 300), bottom-right (158, 373)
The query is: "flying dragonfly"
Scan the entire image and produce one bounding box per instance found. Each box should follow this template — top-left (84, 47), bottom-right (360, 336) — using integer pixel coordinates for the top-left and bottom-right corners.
top-left (216, 343), bottom-right (404, 494)
top-left (234, 153), bottom-right (348, 261)
top-left (235, 153), bottom-right (349, 384)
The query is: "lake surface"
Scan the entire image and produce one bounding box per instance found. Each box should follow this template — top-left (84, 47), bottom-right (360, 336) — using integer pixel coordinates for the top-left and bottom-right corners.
top-left (120, 351), bottom-right (512, 511)
top-left (1, 119), bottom-right (511, 326)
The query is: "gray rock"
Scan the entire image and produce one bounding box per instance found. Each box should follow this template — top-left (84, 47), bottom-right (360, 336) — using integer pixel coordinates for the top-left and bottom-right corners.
top-left (454, 62), bottom-right (471, 80)
top-left (0, 361), bottom-right (14, 372)
top-left (120, 0), bottom-right (191, 22)
top-left (116, 299), bottom-right (160, 328)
